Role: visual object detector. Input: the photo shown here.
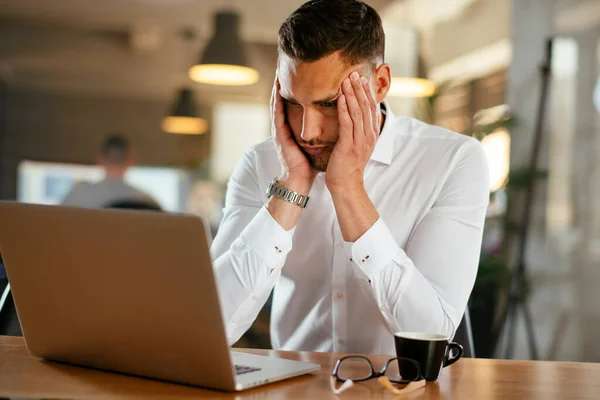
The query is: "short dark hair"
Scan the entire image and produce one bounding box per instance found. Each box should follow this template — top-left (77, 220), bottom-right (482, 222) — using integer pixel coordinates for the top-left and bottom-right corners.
top-left (278, 0), bottom-right (385, 66)
top-left (101, 134), bottom-right (130, 164)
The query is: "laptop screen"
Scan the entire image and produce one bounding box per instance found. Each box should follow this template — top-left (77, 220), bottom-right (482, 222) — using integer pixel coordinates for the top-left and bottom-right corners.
top-left (0, 251), bottom-right (5, 280)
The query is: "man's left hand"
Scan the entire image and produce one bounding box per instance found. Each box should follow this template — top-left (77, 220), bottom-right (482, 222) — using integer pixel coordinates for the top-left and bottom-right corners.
top-left (325, 71), bottom-right (380, 194)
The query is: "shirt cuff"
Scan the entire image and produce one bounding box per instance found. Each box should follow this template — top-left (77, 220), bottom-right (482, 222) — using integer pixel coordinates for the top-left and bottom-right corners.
top-left (343, 218), bottom-right (401, 280)
top-left (239, 206), bottom-right (295, 270)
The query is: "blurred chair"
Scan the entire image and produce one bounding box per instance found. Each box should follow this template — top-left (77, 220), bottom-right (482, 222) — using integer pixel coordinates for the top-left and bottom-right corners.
top-left (105, 199), bottom-right (163, 211)
top-left (454, 309), bottom-right (475, 358)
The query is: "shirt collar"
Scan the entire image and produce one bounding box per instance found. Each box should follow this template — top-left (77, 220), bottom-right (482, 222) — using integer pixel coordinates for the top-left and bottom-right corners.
top-left (369, 100), bottom-right (396, 165)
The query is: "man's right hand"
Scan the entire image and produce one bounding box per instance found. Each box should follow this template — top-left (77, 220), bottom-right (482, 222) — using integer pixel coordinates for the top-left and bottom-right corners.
top-left (271, 78), bottom-right (317, 190)
top-left (266, 77), bottom-right (316, 230)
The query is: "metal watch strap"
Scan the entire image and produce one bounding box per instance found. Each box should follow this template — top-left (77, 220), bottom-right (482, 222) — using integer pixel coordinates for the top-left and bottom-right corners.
top-left (266, 179), bottom-right (310, 208)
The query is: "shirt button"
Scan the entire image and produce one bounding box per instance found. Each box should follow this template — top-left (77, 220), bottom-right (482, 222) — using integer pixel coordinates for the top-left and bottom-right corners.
top-left (337, 243), bottom-right (344, 249)
top-left (380, 306), bottom-right (386, 311)
top-left (336, 292), bottom-right (344, 299)
top-left (251, 294), bottom-right (258, 300)
top-left (338, 339), bottom-right (345, 345)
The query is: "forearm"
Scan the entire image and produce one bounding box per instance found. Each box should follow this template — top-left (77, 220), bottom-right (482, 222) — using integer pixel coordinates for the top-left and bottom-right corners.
top-left (212, 206), bottom-right (294, 345)
top-left (214, 247), bottom-right (281, 345)
top-left (368, 260), bottom-right (458, 337)
top-left (266, 175), bottom-right (314, 230)
top-left (343, 203), bottom-right (484, 340)
top-left (347, 246), bottom-right (466, 339)
top-left (330, 186), bottom-right (379, 242)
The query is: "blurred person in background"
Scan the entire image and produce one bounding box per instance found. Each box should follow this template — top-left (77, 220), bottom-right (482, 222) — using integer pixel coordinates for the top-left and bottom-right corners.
top-left (212, 0), bottom-right (489, 355)
top-left (62, 134), bottom-right (160, 210)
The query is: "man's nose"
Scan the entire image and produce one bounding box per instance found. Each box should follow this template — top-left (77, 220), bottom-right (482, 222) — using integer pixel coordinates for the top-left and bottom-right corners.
top-left (300, 107), bottom-right (323, 143)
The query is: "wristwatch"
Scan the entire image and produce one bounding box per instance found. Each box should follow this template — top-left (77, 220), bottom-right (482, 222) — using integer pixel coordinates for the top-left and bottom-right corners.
top-left (266, 179), bottom-right (310, 208)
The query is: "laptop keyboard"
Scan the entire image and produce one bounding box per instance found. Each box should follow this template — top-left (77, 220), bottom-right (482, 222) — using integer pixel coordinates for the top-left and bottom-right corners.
top-left (234, 364), bottom-right (261, 376)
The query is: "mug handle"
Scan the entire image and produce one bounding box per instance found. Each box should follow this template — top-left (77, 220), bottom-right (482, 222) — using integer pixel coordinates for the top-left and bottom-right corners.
top-left (443, 342), bottom-right (463, 367)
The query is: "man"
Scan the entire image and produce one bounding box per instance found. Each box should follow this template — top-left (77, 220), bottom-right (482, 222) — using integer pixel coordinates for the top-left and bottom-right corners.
top-left (62, 134), bottom-right (160, 210)
top-left (212, 0), bottom-right (489, 355)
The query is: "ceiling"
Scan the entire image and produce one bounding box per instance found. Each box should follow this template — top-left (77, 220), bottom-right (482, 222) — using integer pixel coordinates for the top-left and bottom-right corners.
top-left (5, 0), bottom-right (593, 103)
top-left (0, 0), bottom-right (309, 44)
top-left (0, 0), bottom-right (394, 100)
top-left (380, 0), bottom-right (477, 31)
top-left (0, 0), bottom-right (395, 43)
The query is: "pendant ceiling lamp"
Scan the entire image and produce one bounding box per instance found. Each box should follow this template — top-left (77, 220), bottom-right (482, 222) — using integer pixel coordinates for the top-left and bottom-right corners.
top-left (161, 88), bottom-right (208, 135)
top-left (384, 25), bottom-right (436, 98)
top-left (189, 11), bottom-right (259, 86)
top-left (388, 53), bottom-right (435, 97)
top-left (388, 77), bottom-right (436, 98)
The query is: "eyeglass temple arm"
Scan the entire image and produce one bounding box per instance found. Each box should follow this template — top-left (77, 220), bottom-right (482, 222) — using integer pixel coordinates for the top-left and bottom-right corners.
top-left (377, 376), bottom-right (426, 395)
top-left (329, 376), bottom-right (354, 394)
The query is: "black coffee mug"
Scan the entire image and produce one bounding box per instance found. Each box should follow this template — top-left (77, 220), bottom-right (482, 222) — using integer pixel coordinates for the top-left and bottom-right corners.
top-left (394, 332), bottom-right (463, 381)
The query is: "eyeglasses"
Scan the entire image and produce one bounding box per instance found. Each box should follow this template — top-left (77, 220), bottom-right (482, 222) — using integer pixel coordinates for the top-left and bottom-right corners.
top-left (330, 355), bottom-right (426, 395)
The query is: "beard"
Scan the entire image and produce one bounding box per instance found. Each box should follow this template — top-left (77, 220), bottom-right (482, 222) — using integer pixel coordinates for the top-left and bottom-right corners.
top-left (292, 134), bottom-right (337, 172)
top-left (305, 150), bottom-right (333, 172)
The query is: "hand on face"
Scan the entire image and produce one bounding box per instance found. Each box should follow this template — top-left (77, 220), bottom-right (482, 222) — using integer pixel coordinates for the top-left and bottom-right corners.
top-left (271, 77), bottom-right (318, 183)
top-left (325, 71), bottom-right (380, 193)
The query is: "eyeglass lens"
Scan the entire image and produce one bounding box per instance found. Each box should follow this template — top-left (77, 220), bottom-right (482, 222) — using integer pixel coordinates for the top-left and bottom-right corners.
top-left (385, 358), bottom-right (421, 383)
top-left (337, 357), bottom-right (373, 381)
top-left (337, 356), bottom-right (421, 383)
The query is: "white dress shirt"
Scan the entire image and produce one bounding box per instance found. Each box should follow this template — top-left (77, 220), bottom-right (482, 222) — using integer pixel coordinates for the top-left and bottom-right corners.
top-left (211, 103), bottom-right (490, 355)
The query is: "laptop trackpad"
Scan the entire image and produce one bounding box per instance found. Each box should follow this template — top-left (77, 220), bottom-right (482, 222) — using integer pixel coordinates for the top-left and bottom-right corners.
top-left (231, 352), bottom-right (320, 390)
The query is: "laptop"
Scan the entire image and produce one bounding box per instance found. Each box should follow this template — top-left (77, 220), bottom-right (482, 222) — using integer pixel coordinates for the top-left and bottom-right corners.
top-left (0, 201), bottom-right (320, 391)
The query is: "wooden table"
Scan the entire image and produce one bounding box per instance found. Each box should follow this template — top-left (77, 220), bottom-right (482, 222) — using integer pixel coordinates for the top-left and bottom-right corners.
top-left (1, 336), bottom-right (600, 399)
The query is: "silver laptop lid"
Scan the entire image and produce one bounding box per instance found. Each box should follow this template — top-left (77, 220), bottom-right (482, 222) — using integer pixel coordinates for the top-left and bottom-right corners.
top-left (0, 201), bottom-right (237, 390)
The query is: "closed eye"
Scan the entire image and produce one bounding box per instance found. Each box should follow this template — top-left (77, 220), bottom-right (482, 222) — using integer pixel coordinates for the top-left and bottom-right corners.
top-left (282, 98), bottom-right (300, 107)
top-left (319, 101), bottom-right (337, 108)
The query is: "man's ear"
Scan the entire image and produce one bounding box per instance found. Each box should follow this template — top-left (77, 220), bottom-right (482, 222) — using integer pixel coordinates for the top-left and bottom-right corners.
top-left (373, 63), bottom-right (391, 103)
